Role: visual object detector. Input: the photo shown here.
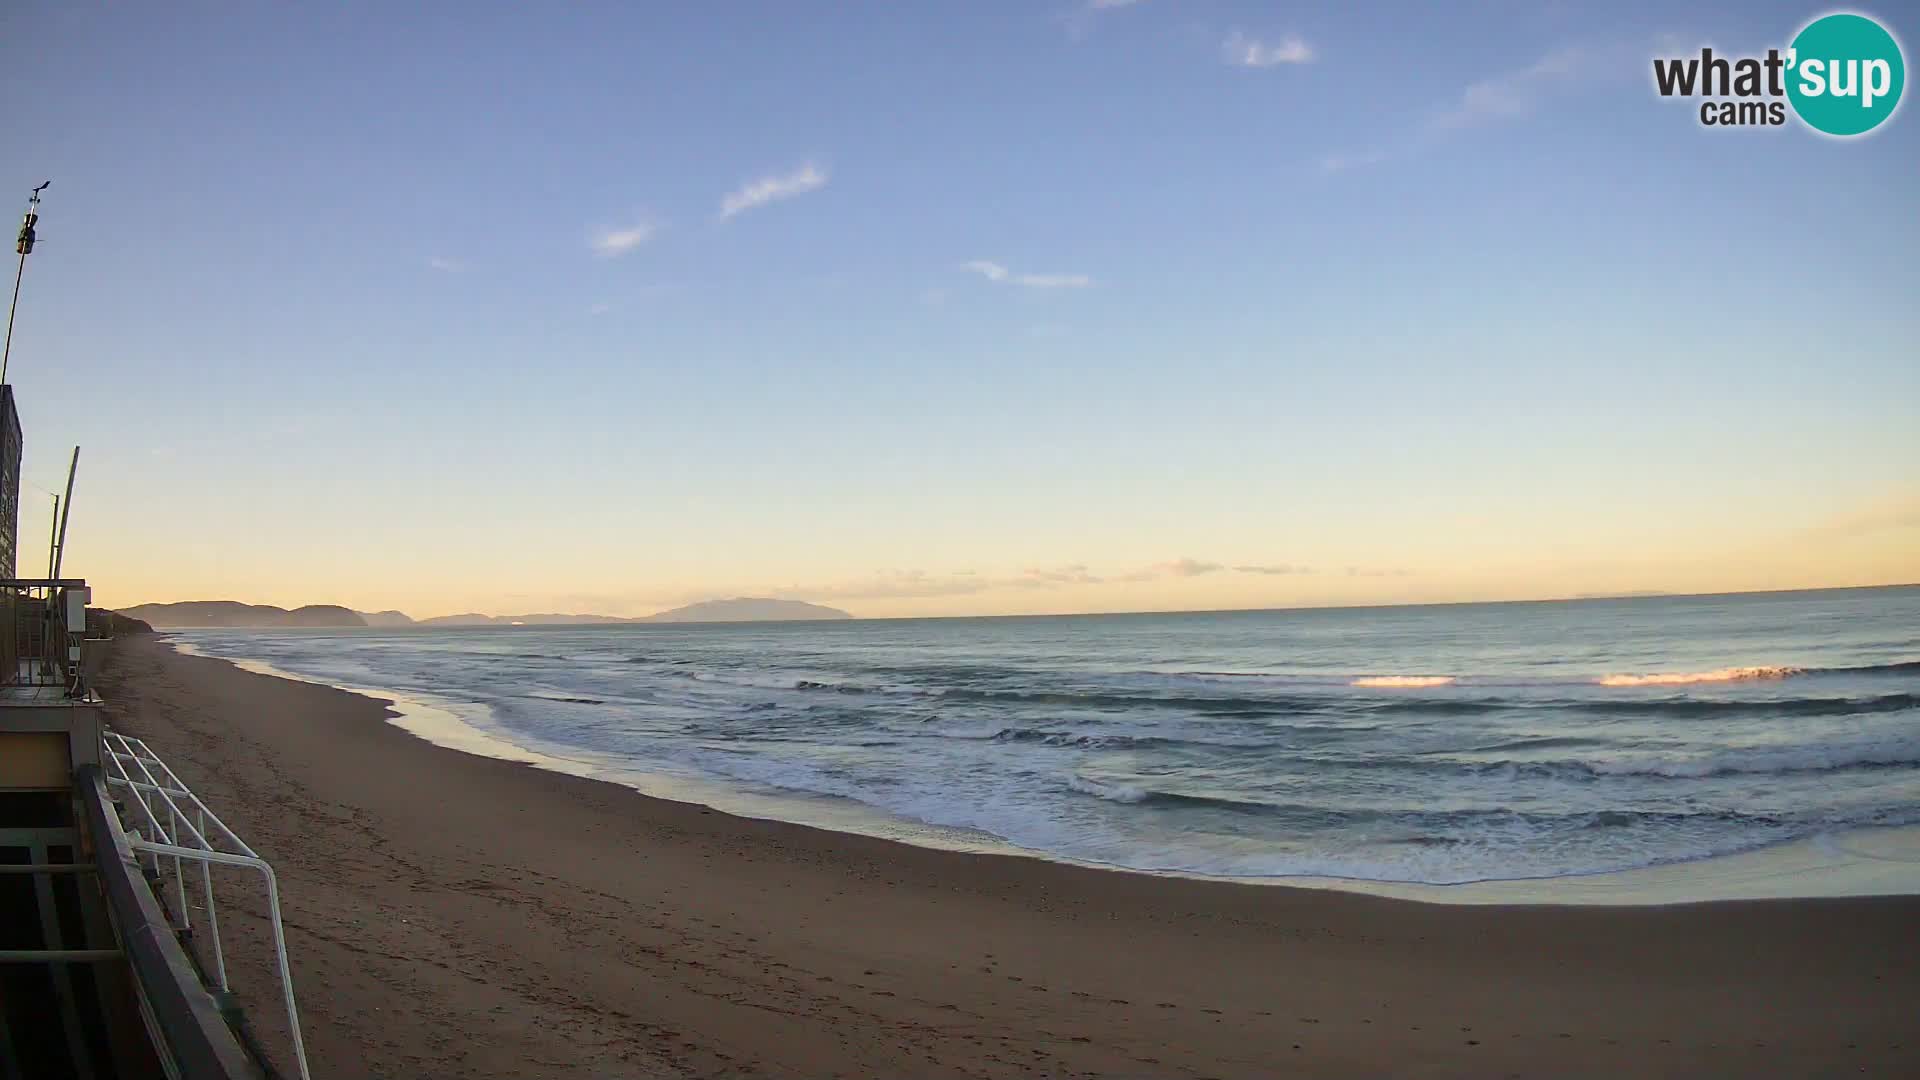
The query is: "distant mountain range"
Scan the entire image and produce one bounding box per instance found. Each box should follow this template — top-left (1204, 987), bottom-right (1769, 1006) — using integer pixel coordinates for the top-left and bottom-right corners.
top-left (116, 601), bottom-right (368, 628)
top-left (115, 597), bottom-right (853, 628)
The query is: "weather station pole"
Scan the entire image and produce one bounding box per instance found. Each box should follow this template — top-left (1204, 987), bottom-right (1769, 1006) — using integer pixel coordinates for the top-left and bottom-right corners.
top-left (3, 180), bottom-right (51, 386)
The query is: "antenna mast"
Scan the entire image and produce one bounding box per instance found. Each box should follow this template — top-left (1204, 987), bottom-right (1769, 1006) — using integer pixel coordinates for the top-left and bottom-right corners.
top-left (2, 181), bottom-right (50, 386)
top-left (51, 446), bottom-right (77, 579)
top-left (46, 493), bottom-right (59, 578)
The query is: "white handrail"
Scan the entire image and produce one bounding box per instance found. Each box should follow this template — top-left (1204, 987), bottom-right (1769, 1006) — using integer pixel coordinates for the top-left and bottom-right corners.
top-left (102, 729), bottom-right (311, 1080)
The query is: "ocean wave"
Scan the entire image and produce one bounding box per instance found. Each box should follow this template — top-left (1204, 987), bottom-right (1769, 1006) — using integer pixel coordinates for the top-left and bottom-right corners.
top-left (1580, 738), bottom-right (1920, 779)
top-left (944, 727), bottom-right (1175, 750)
top-left (524, 691), bottom-right (609, 705)
top-left (1061, 777), bottom-right (1812, 830)
top-left (1464, 737), bottom-right (1920, 781)
top-left (1160, 659), bottom-right (1920, 689)
top-left (666, 665), bottom-right (1916, 724)
top-left (1597, 666), bottom-right (1801, 687)
top-left (931, 725), bottom-right (1339, 752)
top-left (1065, 776), bottom-right (1332, 817)
top-left (1810, 659), bottom-right (1920, 677)
top-left (1463, 735), bottom-right (1609, 753)
top-left (1566, 692), bottom-right (1919, 719)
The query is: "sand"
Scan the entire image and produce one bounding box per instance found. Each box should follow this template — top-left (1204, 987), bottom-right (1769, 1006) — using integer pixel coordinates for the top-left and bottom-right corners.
top-left (94, 636), bottom-right (1918, 1079)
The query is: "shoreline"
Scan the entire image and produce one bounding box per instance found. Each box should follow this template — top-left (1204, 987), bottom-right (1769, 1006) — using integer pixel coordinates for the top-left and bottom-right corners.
top-left (166, 634), bottom-right (1920, 906)
top-left (97, 634), bottom-right (1920, 1078)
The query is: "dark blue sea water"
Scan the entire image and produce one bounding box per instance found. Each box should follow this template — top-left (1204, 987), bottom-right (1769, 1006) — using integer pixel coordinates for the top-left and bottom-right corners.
top-left (173, 587), bottom-right (1920, 885)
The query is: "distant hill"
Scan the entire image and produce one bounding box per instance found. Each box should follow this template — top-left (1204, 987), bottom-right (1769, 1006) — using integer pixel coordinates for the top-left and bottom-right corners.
top-left (640, 598), bottom-right (852, 623)
top-left (123, 597), bottom-right (852, 628)
top-left (394, 599), bottom-right (852, 624)
top-left (117, 601), bottom-right (367, 628)
top-left (88, 609), bottom-right (154, 636)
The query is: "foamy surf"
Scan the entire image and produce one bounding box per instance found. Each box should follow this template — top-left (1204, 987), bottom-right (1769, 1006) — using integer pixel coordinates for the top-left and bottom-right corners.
top-left (1352, 675), bottom-right (1457, 688)
top-left (1596, 665), bottom-right (1802, 687)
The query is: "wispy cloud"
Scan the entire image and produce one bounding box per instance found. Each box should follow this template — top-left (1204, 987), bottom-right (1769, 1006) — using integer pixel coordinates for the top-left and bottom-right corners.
top-left (1223, 31), bottom-right (1314, 68)
top-left (1118, 558), bottom-right (1226, 582)
top-left (773, 570), bottom-right (999, 601)
top-left (1433, 46), bottom-right (1585, 129)
top-left (1157, 558), bottom-right (1225, 577)
top-left (632, 554), bottom-right (1380, 608)
top-left (963, 260), bottom-right (1094, 289)
top-left (720, 162), bottom-right (829, 220)
top-left (1319, 43), bottom-right (1609, 172)
top-left (588, 302), bottom-right (612, 316)
top-left (1234, 563), bottom-right (1312, 576)
top-left (1062, 1), bottom-right (1147, 43)
top-left (1023, 564), bottom-right (1103, 585)
top-left (425, 256), bottom-right (465, 273)
top-left (591, 221), bottom-right (658, 258)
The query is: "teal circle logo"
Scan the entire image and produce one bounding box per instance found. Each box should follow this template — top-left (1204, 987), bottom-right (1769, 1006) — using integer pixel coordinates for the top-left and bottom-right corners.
top-left (1786, 13), bottom-right (1905, 136)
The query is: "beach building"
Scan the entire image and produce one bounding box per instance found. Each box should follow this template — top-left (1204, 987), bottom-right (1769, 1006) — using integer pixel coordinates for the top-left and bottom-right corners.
top-left (0, 384), bottom-right (306, 1078)
top-left (0, 386), bottom-right (19, 578)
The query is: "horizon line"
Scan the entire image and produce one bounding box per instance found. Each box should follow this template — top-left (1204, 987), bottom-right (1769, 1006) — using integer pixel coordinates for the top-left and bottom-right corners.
top-left (113, 581), bottom-right (1920, 627)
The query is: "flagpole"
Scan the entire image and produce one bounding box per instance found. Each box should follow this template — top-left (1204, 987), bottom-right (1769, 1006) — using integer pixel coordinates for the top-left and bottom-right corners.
top-left (3, 181), bottom-right (51, 387)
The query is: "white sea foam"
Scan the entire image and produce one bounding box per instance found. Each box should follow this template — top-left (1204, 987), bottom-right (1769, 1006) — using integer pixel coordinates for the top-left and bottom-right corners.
top-left (1067, 774), bottom-right (1152, 803)
top-left (1597, 665), bottom-right (1802, 687)
top-left (1352, 675), bottom-right (1457, 688)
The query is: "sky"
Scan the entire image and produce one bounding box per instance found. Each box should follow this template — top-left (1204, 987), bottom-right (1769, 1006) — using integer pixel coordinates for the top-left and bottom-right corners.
top-left (1, 1), bottom-right (1915, 619)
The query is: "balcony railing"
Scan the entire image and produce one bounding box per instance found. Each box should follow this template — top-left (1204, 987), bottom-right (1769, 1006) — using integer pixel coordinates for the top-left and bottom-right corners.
top-left (102, 729), bottom-right (312, 1080)
top-left (1, 577), bottom-right (91, 697)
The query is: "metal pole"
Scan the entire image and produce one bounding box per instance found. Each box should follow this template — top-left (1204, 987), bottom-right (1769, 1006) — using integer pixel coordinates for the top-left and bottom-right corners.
top-left (47, 493), bottom-right (59, 578)
top-left (3, 182), bottom-right (49, 387)
top-left (1, 249), bottom-right (25, 384)
top-left (52, 446), bottom-right (77, 579)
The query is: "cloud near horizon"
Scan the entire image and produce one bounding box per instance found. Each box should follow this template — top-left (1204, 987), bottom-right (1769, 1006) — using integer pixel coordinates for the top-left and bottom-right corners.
top-left (754, 557), bottom-right (1332, 603)
top-left (720, 162), bottom-right (830, 220)
top-left (457, 558), bottom-right (1363, 615)
top-left (1155, 557), bottom-right (1225, 577)
top-left (1234, 563), bottom-right (1312, 576)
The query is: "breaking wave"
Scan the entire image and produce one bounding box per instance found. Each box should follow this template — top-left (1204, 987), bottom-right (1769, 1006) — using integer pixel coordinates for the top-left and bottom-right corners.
top-left (1597, 666), bottom-right (1802, 687)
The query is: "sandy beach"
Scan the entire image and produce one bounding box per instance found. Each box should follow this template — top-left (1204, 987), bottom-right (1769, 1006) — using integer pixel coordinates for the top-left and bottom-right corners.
top-left (93, 636), bottom-right (1918, 1079)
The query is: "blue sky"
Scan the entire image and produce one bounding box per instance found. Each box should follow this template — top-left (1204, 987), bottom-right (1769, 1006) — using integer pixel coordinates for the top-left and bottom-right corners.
top-left (2, 1), bottom-right (1915, 617)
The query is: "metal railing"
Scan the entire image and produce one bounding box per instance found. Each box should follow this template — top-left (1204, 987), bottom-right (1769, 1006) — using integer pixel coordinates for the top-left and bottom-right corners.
top-left (1, 577), bottom-right (90, 694)
top-left (102, 729), bottom-right (311, 1080)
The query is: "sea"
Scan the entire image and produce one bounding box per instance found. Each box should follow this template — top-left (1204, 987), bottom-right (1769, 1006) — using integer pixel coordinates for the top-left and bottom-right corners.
top-left (168, 587), bottom-right (1920, 890)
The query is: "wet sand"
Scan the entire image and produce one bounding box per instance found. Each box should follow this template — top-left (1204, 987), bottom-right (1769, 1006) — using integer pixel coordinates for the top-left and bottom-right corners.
top-left (96, 636), bottom-right (1919, 1078)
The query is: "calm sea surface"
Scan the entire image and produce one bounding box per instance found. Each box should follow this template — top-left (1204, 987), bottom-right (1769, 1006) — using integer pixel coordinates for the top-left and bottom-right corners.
top-left (173, 588), bottom-right (1920, 885)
